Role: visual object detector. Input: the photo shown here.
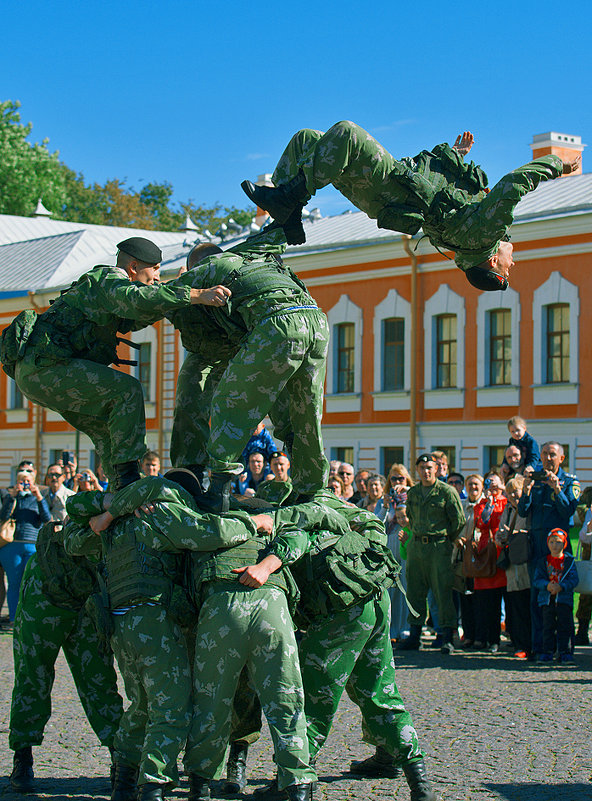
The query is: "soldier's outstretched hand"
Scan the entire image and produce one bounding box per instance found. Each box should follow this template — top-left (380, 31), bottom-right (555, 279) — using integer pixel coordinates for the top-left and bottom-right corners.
top-left (190, 285), bottom-right (232, 306)
top-left (562, 154), bottom-right (581, 174)
top-left (233, 554), bottom-right (282, 588)
top-left (89, 511), bottom-right (114, 534)
top-left (453, 131), bottom-right (474, 157)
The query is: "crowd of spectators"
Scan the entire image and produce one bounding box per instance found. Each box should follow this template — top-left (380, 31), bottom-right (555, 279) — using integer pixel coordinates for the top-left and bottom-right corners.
top-left (325, 417), bottom-right (589, 665)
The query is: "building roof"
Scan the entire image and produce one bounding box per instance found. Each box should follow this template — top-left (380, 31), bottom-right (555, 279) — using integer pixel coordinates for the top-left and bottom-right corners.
top-left (0, 170), bottom-right (590, 293)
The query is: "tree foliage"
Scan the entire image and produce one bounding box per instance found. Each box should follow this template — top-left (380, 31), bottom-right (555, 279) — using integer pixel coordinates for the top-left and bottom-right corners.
top-left (0, 100), bottom-right (255, 234)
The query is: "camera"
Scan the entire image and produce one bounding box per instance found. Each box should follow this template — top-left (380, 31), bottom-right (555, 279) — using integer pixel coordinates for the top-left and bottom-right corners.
top-left (531, 469), bottom-right (547, 481)
top-left (62, 450), bottom-right (74, 465)
top-left (81, 472), bottom-right (91, 482)
top-left (483, 477), bottom-right (492, 490)
top-left (22, 480), bottom-right (30, 490)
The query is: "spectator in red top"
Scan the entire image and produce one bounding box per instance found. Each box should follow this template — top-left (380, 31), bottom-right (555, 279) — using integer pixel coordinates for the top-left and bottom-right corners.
top-left (473, 470), bottom-right (508, 653)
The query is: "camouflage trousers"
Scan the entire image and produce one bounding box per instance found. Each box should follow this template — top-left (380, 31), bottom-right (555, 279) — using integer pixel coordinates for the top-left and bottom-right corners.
top-left (15, 354), bottom-right (147, 480)
top-left (111, 604), bottom-right (192, 787)
top-left (185, 583), bottom-right (316, 790)
top-left (207, 309), bottom-right (329, 494)
top-left (299, 591), bottom-right (423, 763)
top-left (405, 538), bottom-right (456, 629)
top-left (9, 557), bottom-right (123, 751)
top-left (272, 121), bottom-right (397, 221)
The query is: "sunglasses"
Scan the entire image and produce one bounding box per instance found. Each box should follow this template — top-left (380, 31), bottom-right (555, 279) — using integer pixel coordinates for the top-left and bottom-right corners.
top-left (390, 476), bottom-right (406, 483)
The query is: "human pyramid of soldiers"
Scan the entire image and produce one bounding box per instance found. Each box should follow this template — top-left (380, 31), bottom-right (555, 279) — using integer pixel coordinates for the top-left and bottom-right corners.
top-left (1, 121), bottom-right (581, 801)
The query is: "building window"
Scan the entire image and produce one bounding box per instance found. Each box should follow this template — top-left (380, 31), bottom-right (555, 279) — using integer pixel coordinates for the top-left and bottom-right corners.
top-left (137, 343), bottom-right (152, 400)
top-left (382, 318), bottom-right (404, 391)
top-left (382, 446), bottom-right (404, 476)
top-left (336, 323), bottom-right (355, 393)
top-left (436, 314), bottom-right (457, 388)
top-left (9, 378), bottom-right (25, 409)
top-left (489, 309), bottom-right (511, 386)
top-left (486, 446), bottom-right (506, 471)
top-left (334, 447), bottom-right (354, 465)
top-left (546, 304), bottom-right (570, 384)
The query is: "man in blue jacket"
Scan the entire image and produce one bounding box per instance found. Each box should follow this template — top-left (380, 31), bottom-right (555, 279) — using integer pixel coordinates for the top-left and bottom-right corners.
top-left (518, 442), bottom-right (580, 654)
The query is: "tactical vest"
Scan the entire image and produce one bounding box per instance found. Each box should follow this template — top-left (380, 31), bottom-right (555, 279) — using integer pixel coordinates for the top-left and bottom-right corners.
top-left (101, 519), bottom-right (185, 610)
top-left (35, 521), bottom-right (96, 610)
top-left (291, 528), bottom-right (402, 627)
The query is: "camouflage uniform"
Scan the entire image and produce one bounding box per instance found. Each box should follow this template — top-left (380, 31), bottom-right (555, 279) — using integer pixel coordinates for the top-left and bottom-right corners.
top-left (9, 524), bottom-right (123, 753)
top-left (169, 229), bottom-right (329, 493)
top-left (6, 266), bottom-right (193, 479)
top-left (404, 481), bottom-right (466, 629)
top-left (272, 121), bottom-right (564, 270)
top-left (184, 522), bottom-right (317, 791)
top-left (64, 480), bottom-right (261, 790)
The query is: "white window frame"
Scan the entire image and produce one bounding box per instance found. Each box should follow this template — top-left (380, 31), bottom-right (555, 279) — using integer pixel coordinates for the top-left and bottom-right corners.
top-left (326, 294), bottom-right (363, 413)
top-left (132, 327), bottom-right (157, 416)
top-left (423, 284), bottom-right (465, 409)
top-left (532, 272), bottom-right (579, 405)
top-left (372, 289), bottom-right (411, 411)
top-left (476, 286), bottom-right (520, 407)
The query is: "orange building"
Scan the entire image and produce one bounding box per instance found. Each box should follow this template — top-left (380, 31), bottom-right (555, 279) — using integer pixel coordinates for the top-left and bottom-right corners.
top-left (0, 132), bottom-right (590, 485)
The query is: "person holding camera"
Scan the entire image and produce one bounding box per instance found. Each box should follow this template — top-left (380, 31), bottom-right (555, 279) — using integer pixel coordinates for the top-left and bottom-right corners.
top-left (73, 469), bottom-right (102, 493)
top-left (0, 471), bottom-right (51, 625)
top-left (517, 441), bottom-right (580, 655)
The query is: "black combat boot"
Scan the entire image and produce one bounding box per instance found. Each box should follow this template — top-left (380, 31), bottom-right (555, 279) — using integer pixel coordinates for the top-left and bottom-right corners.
top-left (402, 759), bottom-right (437, 801)
top-left (241, 171), bottom-right (309, 224)
top-left (188, 772), bottom-right (211, 800)
top-left (221, 742), bottom-right (248, 794)
top-left (440, 627), bottom-right (455, 655)
top-left (282, 206), bottom-right (306, 245)
top-left (350, 746), bottom-right (401, 778)
top-left (184, 464), bottom-right (208, 488)
top-left (10, 747), bottom-right (35, 793)
top-left (164, 468), bottom-right (204, 501)
top-left (397, 625), bottom-right (422, 651)
top-left (138, 782), bottom-right (165, 801)
top-left (285, 783), bottom-right (313, 801)
top-left (113, 461), bottom-right (141, 490)
top-left (111, 764), bottom-right (139, 801)
top-left (194, 472), bottom-right (234, 514)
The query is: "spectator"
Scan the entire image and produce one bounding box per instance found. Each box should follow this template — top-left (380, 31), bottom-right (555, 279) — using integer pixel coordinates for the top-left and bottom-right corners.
top-left (447, 471), bottom-right (467, 500)
top-left (501, 415), bottom-right (542, 474)
top-left (495, 475), bottom-right (531, 659)
top-left (238, 452), bottom-right (272, 497)
top-left (500, 445), bottom-right (524, 481)
top-left (240, 421), bottom-right (278, 467)
top-left (399, 454), bottom-right (465, 654)
top-left (43, 464), bottom-right (75, 522)
top-left (357, 474), bottom-right (387, 518)
top-left (140, 451), bottom-right (162, 477)
top-left (337, 463), bottom-right (356, 502)
top-left (455, 474), bottom-right (484, 648)
top-left (0, 471), bottom-right (51, 626)
top-left (351, 469), bottom-right (370, 505)
top-left (327, 475), bottom-right (345, 498)
top-left (384, 463), bottom-right (414, 508)
top-left (518, 441), bottom-right (580, 655)
top-left (96, 462), bottom-right (109, 491)
top-left (574, 486), bottom-right (592, 645)
top-left (473, 471), bottom-right (507, 653)
top-left (387, 504), bottom-right (412, 643)
top-left (431, 451), bottom-right (449, 482)
top-left (532, 528), bottom-right (578, 664)
top-left (256, 452), bottom-right (292, 504)
top-left (328, 460), bottom-right (341, 478)
top-left (73, 470), bottom-right (102, 493)
top-left (61, 454), bottom-right (78, 490)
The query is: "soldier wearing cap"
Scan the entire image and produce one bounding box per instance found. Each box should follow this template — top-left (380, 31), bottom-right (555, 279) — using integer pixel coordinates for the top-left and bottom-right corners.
top-left (0, 237), bottom-right (230, 489)
top-left (398, 454), bottom-right (466, 654)
top-left (242, 121), bottom-right (581, 291)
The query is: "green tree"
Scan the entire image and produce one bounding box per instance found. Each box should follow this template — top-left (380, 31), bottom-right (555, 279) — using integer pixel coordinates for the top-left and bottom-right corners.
top-left (0, 100), bottom-right (68, 217)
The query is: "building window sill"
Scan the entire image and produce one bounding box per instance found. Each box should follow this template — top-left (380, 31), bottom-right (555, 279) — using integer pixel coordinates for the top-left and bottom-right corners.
top-left (532, 384), bottom-right (578, 406)
top-left (423, 388), bottom-right (465, 409)
top-left (325, 393), bottom-right (362, 413)
top-left (476, 386), bottom-right (520, 407)
top-left (371, 390), bottom-right (410, 411)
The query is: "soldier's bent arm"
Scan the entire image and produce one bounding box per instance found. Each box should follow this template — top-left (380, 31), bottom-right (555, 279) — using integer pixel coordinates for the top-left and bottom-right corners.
top-left (266, 522), bottom-right (312, 565)
top-left (62, 520), bottom-right (102, 559)
top-left (446, 492), bottom-right (467, 540)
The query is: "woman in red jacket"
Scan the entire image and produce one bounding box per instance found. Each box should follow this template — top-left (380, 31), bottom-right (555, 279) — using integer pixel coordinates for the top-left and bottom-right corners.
top-left (473, 470), bottom-right (507, 653)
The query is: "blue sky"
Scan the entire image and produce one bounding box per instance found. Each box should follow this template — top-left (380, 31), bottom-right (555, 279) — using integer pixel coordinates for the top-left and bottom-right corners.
top-left (2, 0), bottom-right (591, 219)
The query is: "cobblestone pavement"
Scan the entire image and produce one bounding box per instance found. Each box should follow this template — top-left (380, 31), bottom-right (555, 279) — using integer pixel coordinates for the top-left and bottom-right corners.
top-left (0, 630), bottom-right (590, 801)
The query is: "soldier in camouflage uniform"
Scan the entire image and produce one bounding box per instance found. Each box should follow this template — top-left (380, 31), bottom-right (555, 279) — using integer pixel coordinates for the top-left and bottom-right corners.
top-left (0, 237), bottom-right (229, 487)
top-left (242, 121), bottom-right (581, 291)
top-left (64, 477), bottom-right (274, 801)
top-left (169, 227), bottom-right (329, 511)
top-left (8, 520), bottom-right (123, 794)
top-left (229, 492), bottom-right (437, 801)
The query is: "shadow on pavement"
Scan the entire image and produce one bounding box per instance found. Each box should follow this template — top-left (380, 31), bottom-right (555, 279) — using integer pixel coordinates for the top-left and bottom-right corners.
top-left (0, 775), bottom-right (110, 800)
top-left (484, 782), bottom-right (591, 801)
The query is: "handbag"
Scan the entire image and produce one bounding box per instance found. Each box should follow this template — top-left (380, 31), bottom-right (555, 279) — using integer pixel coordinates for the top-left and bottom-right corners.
top-left (574, 543), bottom-right (592, 595)
top-left (496, 546), bottom-right (511, 571)
top-left (508, 530), bottom-right (531, 565)
top-left (463, 535), bottom-right (497, 579)
top-left (0, 498), bottom-right (17, 548)
top-left (451, 544), bottom-right (467, 593)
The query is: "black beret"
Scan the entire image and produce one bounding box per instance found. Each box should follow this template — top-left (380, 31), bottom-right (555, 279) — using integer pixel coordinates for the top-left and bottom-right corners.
top-left (465, 267), bottom-right (508, 292)
top-left (416, 453), bottom-right (435, 466)
top-left (117, 237), bottom-right (162, 265)
top-left (164, 468), bottom-right (203, 500)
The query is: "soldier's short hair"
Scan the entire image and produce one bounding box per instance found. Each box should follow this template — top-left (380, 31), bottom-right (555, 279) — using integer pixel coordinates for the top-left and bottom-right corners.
top-left (187, 243), bottom-right (223, 270)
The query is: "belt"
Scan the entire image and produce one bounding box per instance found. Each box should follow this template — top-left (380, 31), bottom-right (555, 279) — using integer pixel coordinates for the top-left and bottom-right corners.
top-left (419, 535), bottom-right (447, 545)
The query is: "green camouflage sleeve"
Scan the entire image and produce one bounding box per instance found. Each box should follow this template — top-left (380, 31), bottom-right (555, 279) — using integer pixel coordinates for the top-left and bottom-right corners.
top-left (62, 518), bottom-right (102, 559)
top-left (445, 489), bottom-right (467, 540)
top-left (95, 269), bottom-right (192, 320)
top-left (66, 491), bottom-right (107, 524)
top-left (143, 505), bottom-right (258, 551)
top-left (108, 476), bottom-right (196, 518)
top-left (266, 522), bottom-right (311, 565)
